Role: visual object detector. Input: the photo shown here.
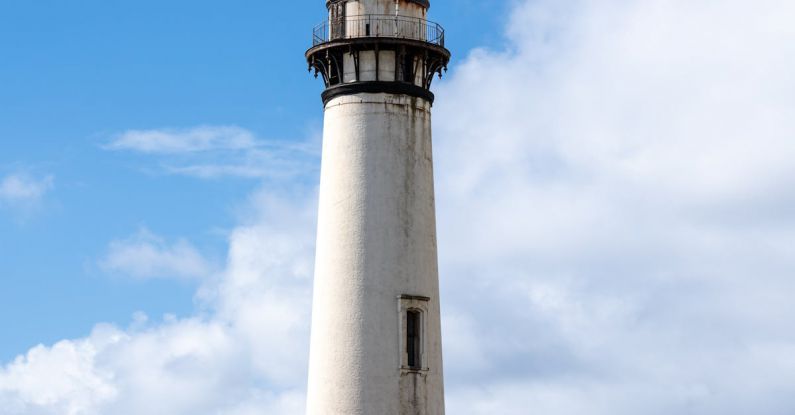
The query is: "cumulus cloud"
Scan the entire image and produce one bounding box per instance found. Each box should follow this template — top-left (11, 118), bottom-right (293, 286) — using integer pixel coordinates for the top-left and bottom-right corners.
top-left (99, 229), bottom-right (214, 280)
top-left (0, 331), bottom-right (117, 415)
top-left (1, 190), bottom-right (315, 415)
top-left (105, 126), bottom-right (319, 180)
top-left (432, 0), bottom-right (795, 412)
top-left (0, 173), bottom-right (53, 207)
top-left (4, 0), bottom-right (795, 414)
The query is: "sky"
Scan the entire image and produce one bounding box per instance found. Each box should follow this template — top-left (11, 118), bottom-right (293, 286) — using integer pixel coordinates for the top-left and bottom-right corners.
top-left (0, 0), bottom-right (509, 359)
top-left (2, 0), bottom-right (795, 414)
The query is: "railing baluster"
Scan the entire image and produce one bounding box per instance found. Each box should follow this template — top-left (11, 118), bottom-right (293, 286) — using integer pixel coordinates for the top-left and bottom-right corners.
top-left (312, 15), bottom-right (444, 47)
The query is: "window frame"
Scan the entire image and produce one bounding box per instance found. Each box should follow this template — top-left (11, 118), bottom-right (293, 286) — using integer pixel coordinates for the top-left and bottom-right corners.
top-left (397, 294), bottom-right (431, 372)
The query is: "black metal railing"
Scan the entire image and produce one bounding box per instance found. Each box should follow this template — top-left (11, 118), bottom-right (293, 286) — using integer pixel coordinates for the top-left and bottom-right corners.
top-left (312, 15), bottom-right (445, 47)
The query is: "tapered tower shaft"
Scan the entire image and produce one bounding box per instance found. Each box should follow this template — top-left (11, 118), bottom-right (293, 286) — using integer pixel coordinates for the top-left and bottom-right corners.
top-left (305, 1), bottom-right (450, 414)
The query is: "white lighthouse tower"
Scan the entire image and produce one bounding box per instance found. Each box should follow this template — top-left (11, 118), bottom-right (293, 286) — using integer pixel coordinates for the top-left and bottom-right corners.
top-left (305, 0), bottom-right (450, 414)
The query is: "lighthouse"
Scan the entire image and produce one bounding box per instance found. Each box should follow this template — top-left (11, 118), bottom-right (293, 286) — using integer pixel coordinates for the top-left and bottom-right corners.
top-left (305, 0), bottom-right (450, 414)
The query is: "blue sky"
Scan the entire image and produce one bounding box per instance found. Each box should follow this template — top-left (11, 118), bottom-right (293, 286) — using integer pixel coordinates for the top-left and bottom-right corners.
top-left (3, 0), bottom-right (795, 414)
top-left (0, 0), bottom-right (510, 360)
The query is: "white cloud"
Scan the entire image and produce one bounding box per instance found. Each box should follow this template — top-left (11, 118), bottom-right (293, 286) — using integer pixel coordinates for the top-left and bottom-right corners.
top-left (107, 126), bottom-right (258, 154)
top-left (5, 0), bottom-right (795, 413)
top-left (105, 126), bottom-right (319, 180)
top-left (0, 173), bottom-right (53, 206)
top-left (1, 191), bottom-right (315, 415)
top-left (0, 326), bottom-right (119, 415)
top-left (99, 229), bottom-right (214, 280)
top-left (432, 0), bottom-right (795, 412)
top-left (164, 146), bottom-right (317, 180)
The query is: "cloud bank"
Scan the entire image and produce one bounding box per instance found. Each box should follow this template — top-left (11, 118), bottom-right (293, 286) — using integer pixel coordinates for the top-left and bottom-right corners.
top-left (434, 0), bottom-right (795, 413)
top-left (1, 190), bottom-right (315, 415)
top-left (4, 0), bottom-right (795, 413)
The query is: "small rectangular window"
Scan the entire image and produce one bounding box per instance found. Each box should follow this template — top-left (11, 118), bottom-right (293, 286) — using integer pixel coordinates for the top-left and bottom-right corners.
top-left (406, 310), bottom-right (421, 369)
top-left (398, 295), bottom-right (430, 371)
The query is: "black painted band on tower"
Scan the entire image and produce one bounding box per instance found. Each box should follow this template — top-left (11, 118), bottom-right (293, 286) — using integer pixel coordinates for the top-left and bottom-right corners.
top-left (321, 81), bottom-right (435, 105)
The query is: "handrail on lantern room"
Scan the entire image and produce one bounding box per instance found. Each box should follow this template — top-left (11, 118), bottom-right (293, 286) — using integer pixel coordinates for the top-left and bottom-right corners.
top-left (312, 14), bottom-right (445, 47)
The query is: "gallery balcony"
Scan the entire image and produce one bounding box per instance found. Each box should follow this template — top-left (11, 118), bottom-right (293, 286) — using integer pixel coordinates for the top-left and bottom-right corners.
top-left (311, 14), bottom-right (445, 47)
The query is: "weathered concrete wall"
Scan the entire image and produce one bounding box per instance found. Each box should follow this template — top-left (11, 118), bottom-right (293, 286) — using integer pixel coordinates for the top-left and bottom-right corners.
top-left (346, 0), bottom-right (427, 19)
top-left (306, 92), bottom-right (445, 415)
